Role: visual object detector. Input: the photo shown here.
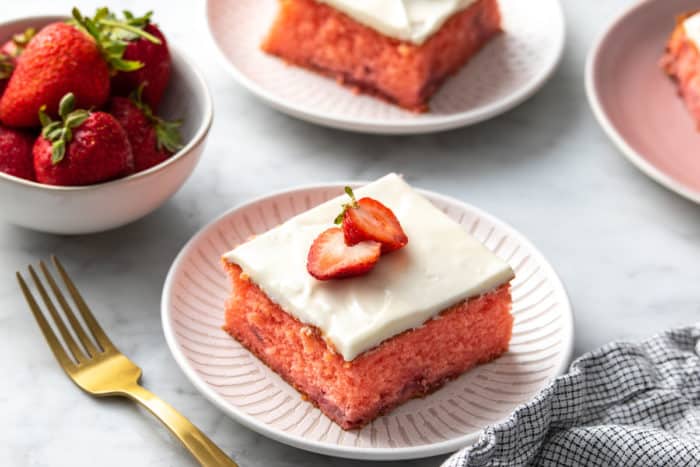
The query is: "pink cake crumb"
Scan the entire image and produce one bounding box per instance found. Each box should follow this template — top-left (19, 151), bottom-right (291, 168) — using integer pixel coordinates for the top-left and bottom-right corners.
top-left (223, 261), bottom-right (513, 430)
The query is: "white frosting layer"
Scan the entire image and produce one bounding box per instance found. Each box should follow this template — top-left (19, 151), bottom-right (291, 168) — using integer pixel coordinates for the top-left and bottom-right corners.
top-left (684, 13), bottom-right (700, 48)
top-left (316, 0), bottom-right (478, 45)
top-left (223, 174), bottom-right (514, 361)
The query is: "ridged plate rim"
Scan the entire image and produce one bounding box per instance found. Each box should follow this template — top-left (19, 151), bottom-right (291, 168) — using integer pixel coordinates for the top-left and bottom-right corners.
top-left (204, 0), bottom-right (566, 134)
top-left (161, 182), bottom-right (575, 460)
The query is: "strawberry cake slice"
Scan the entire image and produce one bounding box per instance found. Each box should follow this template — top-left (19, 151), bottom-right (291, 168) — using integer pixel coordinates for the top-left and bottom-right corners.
top-left (662, 11), bottom-right (700, 128)
top-left (222, 174), bottom-right (515, 430)
top-left (261, 0), bottom-right (502, 112)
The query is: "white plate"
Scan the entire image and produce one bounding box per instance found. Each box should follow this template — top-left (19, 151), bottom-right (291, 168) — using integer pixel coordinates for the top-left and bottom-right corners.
top-left (161, 182), bottom-right (574, 460)
top-left (205, 0), bottom-right (566, 134)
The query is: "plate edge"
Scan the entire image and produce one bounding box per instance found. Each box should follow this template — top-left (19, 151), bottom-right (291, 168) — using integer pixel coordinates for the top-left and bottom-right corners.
top-left (160, 181), bottom-right (575, 460)
top-left (584, 0), bottom-right (700, 205)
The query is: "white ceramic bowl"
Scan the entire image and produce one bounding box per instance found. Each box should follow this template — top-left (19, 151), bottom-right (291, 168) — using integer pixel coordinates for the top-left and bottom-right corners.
top-left (0, 16), bottom-right (213, 235)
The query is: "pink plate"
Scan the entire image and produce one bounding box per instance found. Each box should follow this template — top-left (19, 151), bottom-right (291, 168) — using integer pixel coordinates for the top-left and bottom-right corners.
top-left (586, 0), bottom-right (700, 204)
top-left (161, 182), bottom-right (574, 460)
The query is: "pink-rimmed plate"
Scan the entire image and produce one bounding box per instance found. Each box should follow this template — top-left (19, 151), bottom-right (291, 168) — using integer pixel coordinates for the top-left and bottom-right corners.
top-left (586, 0), bottom-right (700, 204)
top-left (205, 0), bottom-right (565, 134)
top-left (161, 182), bottom-right (574, 460)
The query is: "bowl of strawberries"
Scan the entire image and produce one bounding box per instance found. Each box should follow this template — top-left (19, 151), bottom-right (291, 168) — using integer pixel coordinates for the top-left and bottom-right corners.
top-left (0, 8), bottom-right (212, 234)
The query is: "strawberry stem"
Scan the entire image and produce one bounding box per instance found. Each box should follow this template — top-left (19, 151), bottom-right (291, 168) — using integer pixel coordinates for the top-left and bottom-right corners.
top-left (334, 186), bottom-right (359, 225)
top-left (345, 186), bottom-right (358, 206)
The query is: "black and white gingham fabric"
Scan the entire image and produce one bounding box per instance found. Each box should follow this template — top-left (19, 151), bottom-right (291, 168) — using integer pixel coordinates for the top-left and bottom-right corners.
top-left (443, 325), bottom-right (700, 467)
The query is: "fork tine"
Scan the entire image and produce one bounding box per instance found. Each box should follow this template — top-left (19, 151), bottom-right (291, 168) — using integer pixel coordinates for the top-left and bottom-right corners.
top-left (28, 265), bottom-right (88, 364)
top-left (39, 261), bottom-right (99, 358)
top-left (17, 272), bottom-right (75, 371)
top-left (52, 256), bottom-right (116, 352)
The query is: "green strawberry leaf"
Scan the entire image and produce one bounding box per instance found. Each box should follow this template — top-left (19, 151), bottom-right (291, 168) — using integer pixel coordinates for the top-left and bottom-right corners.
top-left (109, 57), bottom-right (144, 72)
top-left (64, 110), bottom-right (89, 129)
top-left (129, 83), bottom-right (183, 153)
top-left (40, 93), bottom-right (92, 165)
top-left (98, 18), bottom-right (161, 44)
top-left (46, 127), bottom-right (63, 141)
top-left (41, 122), bottom-right (60, 140)
top-left (92, 7), bottom-right (110, 23)
top-left (124, 10), bottom-right (153, 28)
top-left (51, 140), bottom-right (66, 164)
top-left (60, 127), bottom-right (72, 143)
top-left (0, 54), bottom-right (13, 80)
top-left (11, 27), bottom-right (36, 54)
top-left (72, 8), bottom-right (102, 42)
top-left (103, 41), bottom-right (126, 55)
top-left (154, 119), bottom-right (183, 153)
top-left (38, 105), bottom-right (53, 128)
top-left (72, 7), bottom-right (155, 74)
top-left (58, 93), bottom-right (75, 118)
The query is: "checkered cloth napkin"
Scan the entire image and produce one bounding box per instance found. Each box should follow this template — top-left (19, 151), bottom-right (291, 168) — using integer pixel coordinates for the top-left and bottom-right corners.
top-left (443, 325), bottom-right (700, 466)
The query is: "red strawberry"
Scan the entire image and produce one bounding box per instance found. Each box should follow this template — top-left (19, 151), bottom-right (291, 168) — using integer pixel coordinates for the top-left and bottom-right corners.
top-left (307, 227), bottom-right (381, 280)
top-left (107, 87), bottom-right (182, 172)
top-left (336, 187), bottom-right (408, 253)
top-left (112, 22), bottom-right (170, 109)
top-left (0, 124), bottom-right (35, 180)
top-left (33, 93), bottom-right (134, 186)
top-left (0, 22), bottom-right (110, 128)
top-left (89, 9), bottom-right (170, 109)
top-left (0, 28), bottom-right (36, 98)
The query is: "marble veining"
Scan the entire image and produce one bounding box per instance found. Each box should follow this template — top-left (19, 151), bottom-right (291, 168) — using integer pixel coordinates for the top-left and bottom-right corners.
top-left (0, 1), bottom-right (699, 466)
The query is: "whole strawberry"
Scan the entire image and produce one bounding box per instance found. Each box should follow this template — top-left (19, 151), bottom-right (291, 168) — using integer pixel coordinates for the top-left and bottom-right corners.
top-left (34, 93), bottom-right (134, 186)
top-left (0, 124), bottom-right (35, 180)
top-left (0, 22), bottom-right (110, 128)
top-left (107, 86), bottom-right (182, 172)
top-left (92, 9), bottom-right (171, 109)
top-left (0, 28), bottom-right (36, 97)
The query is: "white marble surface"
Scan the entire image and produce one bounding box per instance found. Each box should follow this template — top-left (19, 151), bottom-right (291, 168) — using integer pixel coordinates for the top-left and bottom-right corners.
top-left (1, 1), bottom-right (699, 466)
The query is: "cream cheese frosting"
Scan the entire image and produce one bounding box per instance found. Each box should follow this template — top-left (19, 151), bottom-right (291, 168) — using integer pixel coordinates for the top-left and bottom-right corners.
top-left (316, 0), bottom-right (478, 45)
top-left (223, 173), bottom-right (514, 361)
top-left (684, 12), bottom-right (700, 48)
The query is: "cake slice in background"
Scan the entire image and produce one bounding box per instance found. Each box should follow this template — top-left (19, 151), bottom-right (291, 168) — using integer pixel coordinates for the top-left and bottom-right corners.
top-left (221, 174), bottom-right (515, 430)
top-left (662, 11), bottom-right (700, 129)
top-left (261, 0), bottom-right (502, 112)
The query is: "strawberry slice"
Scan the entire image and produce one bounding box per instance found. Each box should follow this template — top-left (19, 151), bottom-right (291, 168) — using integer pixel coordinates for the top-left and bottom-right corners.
top-left (337, 188), bottom-right (408, 253)
top-left (307, 227), bottom-right (381, 280)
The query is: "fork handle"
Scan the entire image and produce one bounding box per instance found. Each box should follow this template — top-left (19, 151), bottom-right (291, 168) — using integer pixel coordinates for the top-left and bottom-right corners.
top-left (121, 383), bottom-right (238, 467)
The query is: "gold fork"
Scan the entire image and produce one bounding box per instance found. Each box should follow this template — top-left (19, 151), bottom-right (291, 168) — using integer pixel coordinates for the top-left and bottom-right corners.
top-left (17, 256), bottom-right (239, 467)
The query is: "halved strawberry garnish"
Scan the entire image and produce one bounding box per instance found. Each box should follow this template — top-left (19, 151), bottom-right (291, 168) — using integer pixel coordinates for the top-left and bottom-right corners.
top-left (307, 227), bottom-right (381, 280)
top-left (336, 187), bottom-right (408, 253)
